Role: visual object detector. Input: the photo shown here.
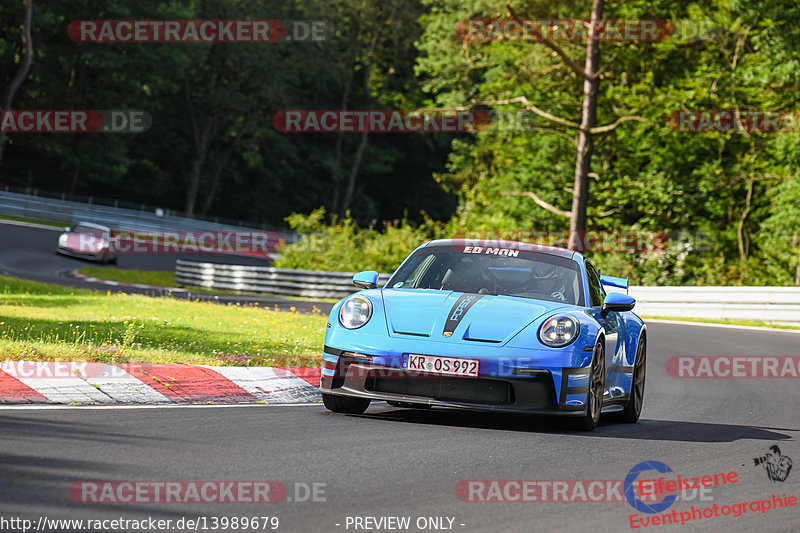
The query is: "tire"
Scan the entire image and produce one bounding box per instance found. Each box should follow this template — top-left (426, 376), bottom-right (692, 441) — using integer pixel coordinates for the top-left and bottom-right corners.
top-left (572, 340), bottom-right (605, 431)
top-left (618, 334), bottom-right (646, 423)
top-left (322, 392), bottom-right (370, 414)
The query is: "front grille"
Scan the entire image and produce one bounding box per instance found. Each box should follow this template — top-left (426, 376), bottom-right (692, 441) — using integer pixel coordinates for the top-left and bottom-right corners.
top-left (365, 371), bottom-right (514, 405)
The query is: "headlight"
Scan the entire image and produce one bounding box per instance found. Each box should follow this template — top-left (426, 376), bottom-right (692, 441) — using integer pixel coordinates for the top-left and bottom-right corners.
top-left (538, 314), bottom-right (580, 347)
top-left (339, 296), bottom-right (373, 329)
top-left (58, 234), bottom-right (68, 246)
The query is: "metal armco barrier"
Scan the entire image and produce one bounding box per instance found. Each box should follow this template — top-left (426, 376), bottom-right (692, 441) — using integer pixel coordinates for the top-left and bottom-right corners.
top-left (610, 286), bottom-right (800, 325)
top-left (176, 260), bottom-right (800, 323)
top-left (0, 189), bottom-right (297, 238)
top-left (175, 260), bottom-right (391, 299)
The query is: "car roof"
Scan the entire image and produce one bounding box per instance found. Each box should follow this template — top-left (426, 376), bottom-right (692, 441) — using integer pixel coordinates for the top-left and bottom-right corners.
top-left (71, 222), bottom-right (111, 231)
top-left (424, 238), bottom-right (577, 259)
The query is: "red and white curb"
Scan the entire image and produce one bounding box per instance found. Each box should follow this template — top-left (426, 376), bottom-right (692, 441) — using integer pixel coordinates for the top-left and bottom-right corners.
top-left (66, 270), bottom-right (188, 292)
top-left (0, 362), bottom-right (321, 405)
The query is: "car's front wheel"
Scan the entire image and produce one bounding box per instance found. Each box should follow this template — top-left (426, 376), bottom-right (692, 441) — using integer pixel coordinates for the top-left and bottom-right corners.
top-left (322, 393), bottom-right (370, 414)
top-left (572, 340), bottom-right (605, 431)
top-left (617, 334), bottom-right (646, 423)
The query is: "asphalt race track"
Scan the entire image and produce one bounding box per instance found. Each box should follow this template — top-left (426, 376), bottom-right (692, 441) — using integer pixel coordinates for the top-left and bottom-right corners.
top-left (1, 324), bottom-right (799, 532)
top-left (1, 220), bottom-right (799, 532)
top-left (0, 221), bottom-right (330, 313)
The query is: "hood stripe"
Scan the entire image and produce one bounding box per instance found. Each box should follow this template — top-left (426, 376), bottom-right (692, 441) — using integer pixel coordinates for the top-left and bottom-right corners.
top-left (443, 293), bottom-right (484, 336)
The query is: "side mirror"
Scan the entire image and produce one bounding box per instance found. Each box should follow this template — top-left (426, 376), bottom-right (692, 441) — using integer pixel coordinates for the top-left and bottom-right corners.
top-left (352, 270), bottom-right (379, 290)
top-left (601, 292), bottom-right (635, 318)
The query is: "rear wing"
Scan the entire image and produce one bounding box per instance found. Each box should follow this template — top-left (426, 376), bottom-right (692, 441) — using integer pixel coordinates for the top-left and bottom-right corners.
top-left (599, 274), bottom-right (629, 293)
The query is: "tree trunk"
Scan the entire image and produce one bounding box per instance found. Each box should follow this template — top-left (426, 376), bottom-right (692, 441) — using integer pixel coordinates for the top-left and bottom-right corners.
top-left (68, 165), bottom-right (80, 195)
top-left (568, 0), bottom-right (603, 250)
top-left (332, 55), bottom-right (355, 217)
top-left (185, 158), bottom-right (203, 218)
top-left (183, 77), bottom-right (217, 218)
top-left (341, 130), bottom-right (369, 215)
top-left (339, 66), bottom-right (372, 216)
top-left (183, 119), bottom-right (216, 218)
top-left (737, 174), bottom-right (754, 262)
top-left (0, 0), bottom-right (34, 166)
top-left (198, 130), bottom-right (244, 217)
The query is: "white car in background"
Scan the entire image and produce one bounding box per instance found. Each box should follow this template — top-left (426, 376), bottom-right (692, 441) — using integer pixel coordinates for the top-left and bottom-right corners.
top-left (56, 222), bottom-right (117, 264)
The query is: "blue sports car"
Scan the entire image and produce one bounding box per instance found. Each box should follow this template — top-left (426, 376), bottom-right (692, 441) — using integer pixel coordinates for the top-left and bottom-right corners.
top-left (320, 239), bottom-right (646, 430)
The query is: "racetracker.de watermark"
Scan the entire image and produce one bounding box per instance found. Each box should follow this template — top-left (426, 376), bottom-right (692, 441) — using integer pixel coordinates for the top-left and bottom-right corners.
top-left (272, 110), bottom-right (491, 133)
top-left (69, 481), bottom-right (325, 504)
top-left (666, 356), bottom-right (800, 378)
top-left (0, 110), bottom-right (150, 133)
top-left (455, 230), bottom-right (673, 254)
top-left (456, 479), bottom-right (714, 503)
top-left (456, 19), bottom-right (673, 42)
top-left (669, 110), bottom-right (800, 133)
top-left (69, 230), bottom-right (285, 255)
top-left (0, 361), bottom-right (131, 379)
top-left (68, 20), bottom-right (331, 43)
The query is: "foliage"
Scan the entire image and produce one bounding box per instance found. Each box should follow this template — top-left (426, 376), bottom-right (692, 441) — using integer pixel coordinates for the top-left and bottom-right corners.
top-left (274, 207), bottom-right (448, 273)
top-left (2, 0), bottom-right (800, 284)
top-left (0, 0), bottom-right (455, 226)
top-left (412, 0), bottom-right (800, 285)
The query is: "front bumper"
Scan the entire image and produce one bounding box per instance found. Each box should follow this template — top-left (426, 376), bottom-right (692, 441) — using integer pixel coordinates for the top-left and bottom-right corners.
top-left (57, 246), bottom-right (111, 262)
top-left (320, 349), bottom-right (590, 416)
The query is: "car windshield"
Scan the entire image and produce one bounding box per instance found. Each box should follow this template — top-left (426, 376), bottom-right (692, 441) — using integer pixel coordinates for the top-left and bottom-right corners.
top-left (72, 224), bottom-right (106, 236)
top-left (386, 245), bottom-right (584, 306)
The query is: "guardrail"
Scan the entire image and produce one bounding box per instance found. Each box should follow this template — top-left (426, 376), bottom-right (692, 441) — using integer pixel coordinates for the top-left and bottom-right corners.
top-left (0, 189), bottom-right (297, 239)
top-left (176, 260), bottom-right (800, 323)
top-left (177, 260), bottom-right (800, 323)
top-left (609, 286), bottom-right (800, 325)
top-left (175, 260), bottom-right (391, 299)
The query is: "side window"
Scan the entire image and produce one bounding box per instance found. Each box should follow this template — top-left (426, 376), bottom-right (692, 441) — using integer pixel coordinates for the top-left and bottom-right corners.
top-left (585, 261), bottom-right (604, 307)
top-left (406, 255), bottom-right (435, 287)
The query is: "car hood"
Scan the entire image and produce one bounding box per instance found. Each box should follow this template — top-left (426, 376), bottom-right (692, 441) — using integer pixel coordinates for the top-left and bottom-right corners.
top-left (381, 289), bottom-right (570, 344)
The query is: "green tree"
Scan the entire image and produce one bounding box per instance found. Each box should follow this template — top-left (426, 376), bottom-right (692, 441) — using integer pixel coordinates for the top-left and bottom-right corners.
top-left (0, 0), bottom-right (33, 164)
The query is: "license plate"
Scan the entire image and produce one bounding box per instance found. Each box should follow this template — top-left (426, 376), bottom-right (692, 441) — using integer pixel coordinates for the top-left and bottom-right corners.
top-left (401, 354), bottom-right (479, 378)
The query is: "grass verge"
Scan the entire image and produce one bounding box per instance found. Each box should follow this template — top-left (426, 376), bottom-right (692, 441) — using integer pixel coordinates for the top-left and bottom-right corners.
top-left (0, 275), bottom-right (327, 367)
top-left (0, 213), bottom-right (65, 228)
top-left (78, 266), bottom-right (176, 287)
